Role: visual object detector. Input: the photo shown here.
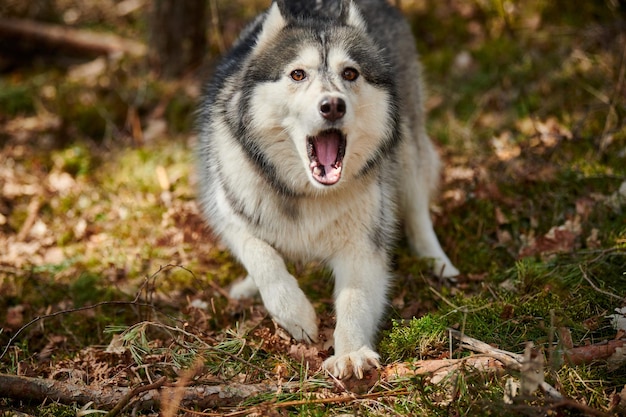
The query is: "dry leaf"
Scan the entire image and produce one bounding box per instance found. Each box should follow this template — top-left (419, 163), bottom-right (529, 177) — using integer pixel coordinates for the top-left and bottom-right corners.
top-left (445, 166), bottom-right (475, 182)
top-left (48, 171), bottom-right (77, 194)
top-left (564, 339), bottom-right (626, 365)
top-left (491, 131), bottom-right (521, 161)
top-left (519, 217), bottom-right (582, 258)
top-left (5, 305), bottom-right (26, 330)
top-left (606, 181), bottom-right (626, 212)
top-left (38, 335), bottom-right (66, 362)
top-left (516, 116), bottom-right (572, 149)
top-left (607, 346), bottom-right (626, 371)
top-left (288, 343), bottom-right (324, 371)
top-left (105, 334), bottom-right (128, 354)
top-left (495, 206), bottom-right (509, 225)
top-left (585, 228), bottom-right (602, 249)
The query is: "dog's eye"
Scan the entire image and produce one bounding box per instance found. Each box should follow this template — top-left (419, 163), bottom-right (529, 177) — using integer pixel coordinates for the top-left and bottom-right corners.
top-left (290, 69), bottom-right (307, 82)
top-left (342, 67), bottom-right (359, 82)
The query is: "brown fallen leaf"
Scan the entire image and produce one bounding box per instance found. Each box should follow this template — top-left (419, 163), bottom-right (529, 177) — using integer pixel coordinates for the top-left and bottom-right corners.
top-left (519, 217), bottom-right (582, 258)
top-left (607, 346), bottom-right (626, 371)
top-left (5, 305), bottom-right (26, 330)
top-left (491, 131), bottom-right (521, 161)
top-left (288, 343), bottom-right (324, 372)
top-left (564, 339), bottom-right (626, 366)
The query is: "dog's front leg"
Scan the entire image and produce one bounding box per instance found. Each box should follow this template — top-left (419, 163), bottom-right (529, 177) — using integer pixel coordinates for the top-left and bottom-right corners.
top-left (227, 232), bottom-right (319, 343)
top-left (323, 251), bottom-right (389, 379)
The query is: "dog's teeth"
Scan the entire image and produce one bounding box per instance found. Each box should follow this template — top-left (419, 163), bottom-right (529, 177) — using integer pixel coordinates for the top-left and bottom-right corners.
top-left (313, 167), bottom-right (322, 176)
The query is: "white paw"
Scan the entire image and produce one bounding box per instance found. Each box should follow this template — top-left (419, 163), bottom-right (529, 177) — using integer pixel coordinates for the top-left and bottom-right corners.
top-left (229, 275), bottom-right (259, 299)
top-left (323, 346), bottom-right (381, 379)
top-left (433, 258), bottom-right (460, 278)
top-left (268, 289), bottom-right (319, 343)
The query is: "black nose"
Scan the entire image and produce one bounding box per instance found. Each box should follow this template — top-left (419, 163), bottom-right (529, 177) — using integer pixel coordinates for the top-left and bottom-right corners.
top-left (319, 97), bottom-right (346, 122)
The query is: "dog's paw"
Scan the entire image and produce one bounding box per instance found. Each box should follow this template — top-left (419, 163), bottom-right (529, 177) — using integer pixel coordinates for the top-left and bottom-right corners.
top-left (229, 275), bottom-right (259, 299)
top-left (323, 346), bottom-right (381, 379)
top-left (270, 291), bottom-right (319, 343)
top-left (433, 258), bottom-right (460, 279)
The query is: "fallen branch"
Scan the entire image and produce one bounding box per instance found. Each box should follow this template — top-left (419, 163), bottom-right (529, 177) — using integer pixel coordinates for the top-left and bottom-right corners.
top-left (449, 329), bottom-right (523, 369)
top-left (449, 329), bottom-right (562, 397)
top-left (181, 389), bottom-right (411, 417)
top-left (0, 374), bottom-right (292, 412)
top-left (0, 17), bottom-right (146, 57)
top-left (450, 328), bottom-right (626, 368)
top-left (383, 356), bottom-right (506, 385)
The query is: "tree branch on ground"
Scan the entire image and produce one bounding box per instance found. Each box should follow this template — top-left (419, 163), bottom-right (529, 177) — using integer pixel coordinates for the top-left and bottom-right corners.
top-left (0, 17), bottom-right (146, 57)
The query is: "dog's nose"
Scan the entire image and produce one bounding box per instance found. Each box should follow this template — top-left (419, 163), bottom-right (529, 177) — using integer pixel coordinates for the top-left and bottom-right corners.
top-left (319, 97), bottom-right (346, 122)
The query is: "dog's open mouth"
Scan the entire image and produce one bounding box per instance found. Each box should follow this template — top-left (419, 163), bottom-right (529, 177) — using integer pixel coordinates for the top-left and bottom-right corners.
top-left (307, 129), bottom-right (346, 186)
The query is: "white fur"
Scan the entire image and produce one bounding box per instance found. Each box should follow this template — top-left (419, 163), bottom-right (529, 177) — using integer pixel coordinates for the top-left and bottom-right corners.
top-left (399, 125), bottom-right (460, 278)
top-left (254, 3), bottom-right (286, 53)
top-left (201, 0), bottom-right (459, 381)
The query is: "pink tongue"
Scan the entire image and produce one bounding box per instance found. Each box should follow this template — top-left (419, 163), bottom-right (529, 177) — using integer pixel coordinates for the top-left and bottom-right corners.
top-left (314, 132), bottom-right (340, 167)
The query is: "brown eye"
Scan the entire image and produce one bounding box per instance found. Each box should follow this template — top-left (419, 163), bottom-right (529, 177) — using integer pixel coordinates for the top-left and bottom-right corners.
top-left (342, 67), bottom-right (359, 81)
top-left (290, 69), bottom-right (307, 82)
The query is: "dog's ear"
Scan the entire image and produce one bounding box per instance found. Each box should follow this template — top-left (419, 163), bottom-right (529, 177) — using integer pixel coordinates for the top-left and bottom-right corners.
top-left (255, 2), bottom-right (288, 51)
top-left (275, 0), bottom-right (366, 29)
top-left (275, 0), bottom-right (296, 20)
top-left (338, 0), bottom-right (366, 30)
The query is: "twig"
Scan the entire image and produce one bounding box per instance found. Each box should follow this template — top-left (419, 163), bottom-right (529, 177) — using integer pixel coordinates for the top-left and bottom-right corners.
top-left (16, 196), bottom-right (41, 241)
top-left (448, 329), bottom-right (563, 398)
top-left (547, 398), bottom-right (613, 417)
top-left (579, 265), bottom-right (624, 301)
top-left (161, 358), bottom-right (204, 417)
top-left (105, 376), bottom-right (167, 417)
top-left (0, 299), bottom-right (156, 361)
top-left (0, 264), bottom-right (185, 361)
top-left (449, 329), bottom-right (523, 368)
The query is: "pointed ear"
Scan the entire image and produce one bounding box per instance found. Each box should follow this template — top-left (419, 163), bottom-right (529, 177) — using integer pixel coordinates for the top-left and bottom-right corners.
top-left (255, 2), bottom-right (287, 51)
top-left (275, 0), bottom-right (294, 20)
top-left (339, 0), bottom-right (366, 30)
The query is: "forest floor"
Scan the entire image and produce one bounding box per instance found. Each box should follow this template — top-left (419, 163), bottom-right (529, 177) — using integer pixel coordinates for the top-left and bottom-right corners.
top-left (1, 0), bottom-right (626, 416)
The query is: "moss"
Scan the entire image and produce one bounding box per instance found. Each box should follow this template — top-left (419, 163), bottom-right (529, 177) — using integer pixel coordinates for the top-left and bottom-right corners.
top-left (37, 403), bottom-right (76, 417)
top-left (0, 80), bottom-right (36, 116)
top-left (380, 314), bottom-right (448, 362)
top-left (52, 145), bottom-right (93, 177)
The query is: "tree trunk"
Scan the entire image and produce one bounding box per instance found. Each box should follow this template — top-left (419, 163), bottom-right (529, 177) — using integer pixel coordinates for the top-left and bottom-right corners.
top-left (148, 0), bottom-right (207, 78)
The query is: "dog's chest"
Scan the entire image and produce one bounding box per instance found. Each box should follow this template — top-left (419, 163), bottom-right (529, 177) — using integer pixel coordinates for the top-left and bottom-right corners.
top-left (250, 185), bottom-right (382, 260)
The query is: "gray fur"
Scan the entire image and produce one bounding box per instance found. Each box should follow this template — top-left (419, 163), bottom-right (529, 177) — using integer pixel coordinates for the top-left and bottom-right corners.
top-left (196, 0), bottom-right (458, 379)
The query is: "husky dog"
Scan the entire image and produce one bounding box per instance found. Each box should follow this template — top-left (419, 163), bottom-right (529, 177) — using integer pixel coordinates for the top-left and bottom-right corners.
top-left (197, 0), bottom-right (459, 379)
